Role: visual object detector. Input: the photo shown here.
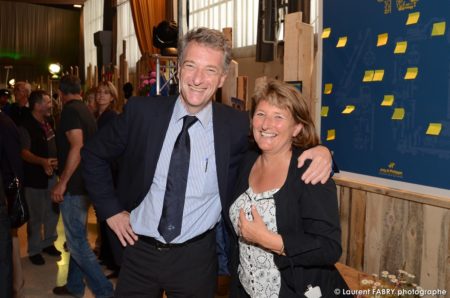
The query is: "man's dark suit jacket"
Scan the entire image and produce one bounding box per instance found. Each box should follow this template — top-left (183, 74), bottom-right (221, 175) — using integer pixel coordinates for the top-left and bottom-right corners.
top-left (81, 96), bottom-right (249, 224)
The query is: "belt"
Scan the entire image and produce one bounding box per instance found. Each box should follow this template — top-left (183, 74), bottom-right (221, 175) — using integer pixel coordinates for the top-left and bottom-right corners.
top-left (138, 228), bottom-right (214, 251)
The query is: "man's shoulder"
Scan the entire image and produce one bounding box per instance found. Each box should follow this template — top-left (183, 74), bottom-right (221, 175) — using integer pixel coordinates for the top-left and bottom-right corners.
top-left (0, 111), bottom-right (15, 128)
top-left (212, 102), bottom-right (249, 127)
top-left (61, 100), bottom-right (96, 127)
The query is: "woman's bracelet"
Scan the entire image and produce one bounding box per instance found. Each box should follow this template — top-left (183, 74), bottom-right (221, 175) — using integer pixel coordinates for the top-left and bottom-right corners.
top-left (279, 243), bottom-right (285, 255)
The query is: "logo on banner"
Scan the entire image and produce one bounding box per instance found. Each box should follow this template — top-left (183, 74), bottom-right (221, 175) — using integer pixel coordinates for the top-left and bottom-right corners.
top-left (377, 0), bottom-right (419, 14)
top-left (379, 161), bottom-right (404, 178)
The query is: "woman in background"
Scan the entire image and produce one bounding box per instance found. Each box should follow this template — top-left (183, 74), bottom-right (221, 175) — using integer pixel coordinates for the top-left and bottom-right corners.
top-left (229, 79), bottom-right (348, 297)
top-left (94, 81), bottom-right (122, 278)
top-left (95, 81), bottom-right (122, 128)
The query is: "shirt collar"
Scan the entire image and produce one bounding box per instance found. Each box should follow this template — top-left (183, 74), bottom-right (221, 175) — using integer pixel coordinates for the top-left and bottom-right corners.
top-left (174, 97), bottom-right (212, 128)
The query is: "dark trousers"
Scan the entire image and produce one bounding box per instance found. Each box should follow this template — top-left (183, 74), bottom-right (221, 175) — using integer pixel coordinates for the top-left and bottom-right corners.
top-left (99, 220), bottom-right (122, 268)
top-left (115, 230), bottom-right (217, 298)
top-left (0, 198), bottom-right (12, 298)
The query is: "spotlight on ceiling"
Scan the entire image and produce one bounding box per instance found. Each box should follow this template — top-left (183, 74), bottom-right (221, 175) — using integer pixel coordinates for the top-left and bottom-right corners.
top-left (8, 78), bottom-right (15, 87)
top-left (49, 63), bottom-right (62, 79)
top-left (73, 4), bottom-right (82, 8)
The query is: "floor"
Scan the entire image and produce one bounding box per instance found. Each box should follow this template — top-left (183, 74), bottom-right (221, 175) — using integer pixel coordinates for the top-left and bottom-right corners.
top-left (18, 207), bottom-right (111, 298)
top-left (17, 207), bottom-right (229, 298)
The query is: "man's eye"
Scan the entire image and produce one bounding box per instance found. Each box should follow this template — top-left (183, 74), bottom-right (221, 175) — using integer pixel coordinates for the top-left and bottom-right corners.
top-left (206, 68), bottom-right (218, 75)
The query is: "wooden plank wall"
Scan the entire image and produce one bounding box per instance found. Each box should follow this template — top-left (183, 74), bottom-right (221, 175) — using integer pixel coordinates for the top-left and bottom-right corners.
top-left (335, 178), bottom-right (450, 296)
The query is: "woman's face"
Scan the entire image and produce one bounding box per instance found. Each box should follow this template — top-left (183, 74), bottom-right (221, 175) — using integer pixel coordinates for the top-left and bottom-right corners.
top-left (96, 86), bottom-right (114, 108)
top-left (252, 100), bottom-right (302, 155)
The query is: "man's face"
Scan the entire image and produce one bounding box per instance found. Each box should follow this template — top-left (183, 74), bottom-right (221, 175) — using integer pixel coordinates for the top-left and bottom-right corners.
top-left (35, 95), bottom-right (52, 117)
top-left (178, 42), bottom-right (227, 114)
top-left (14, 86), bottom-right (29, 107)
top-left (0, 95), bottom-right (8, 107)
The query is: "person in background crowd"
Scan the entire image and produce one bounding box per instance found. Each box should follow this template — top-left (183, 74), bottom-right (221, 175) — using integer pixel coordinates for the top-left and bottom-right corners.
top-left (19, 90), bottom-right (60, 266)
top-left (82, 27), bottom-right (332, 297)
top-left (51, 92), bottom-right (62, 127)
top-left (0, 110), bottom-right (25, 298)
top-left (0, 88), bottom-right (12, 112)
top-left (228, 79), bottom-right (348, 297)
top-left (94, 81), bottom-right (122, 279)
top-left (0, 170), bottom-right (12, 298)
top-left (7, 82), bottom-right (31, 126)
top-left (95, 81), bottom-right (120, 128)
top-left (122, 82), bottom-right (133, 104)
top-left (51, 75), bottom-right (113, 298)
top-left (84, 87), bottom-right (97, 115)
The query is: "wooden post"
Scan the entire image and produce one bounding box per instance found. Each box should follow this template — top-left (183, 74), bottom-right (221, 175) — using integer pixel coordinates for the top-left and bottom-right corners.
top-left (220, 60), bottom-right (238, 106)
top-left (86, 63), bottom-right (93, 89)
top-left (283, 12), bottom-right (315, 116)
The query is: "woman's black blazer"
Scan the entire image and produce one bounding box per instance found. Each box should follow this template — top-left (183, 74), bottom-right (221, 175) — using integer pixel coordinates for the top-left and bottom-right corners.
top-left (228, 146), bottom-right (349, 297)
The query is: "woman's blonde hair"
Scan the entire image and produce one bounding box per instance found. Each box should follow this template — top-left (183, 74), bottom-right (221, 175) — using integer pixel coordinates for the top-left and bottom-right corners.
top-left (97, 81), bottom-right (122, 113)
top-left (251, 78), bottom-right (319, 149)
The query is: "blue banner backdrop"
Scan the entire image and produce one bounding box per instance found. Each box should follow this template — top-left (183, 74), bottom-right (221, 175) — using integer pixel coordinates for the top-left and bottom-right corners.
top-left (321, 0), bottom-right (450, 189)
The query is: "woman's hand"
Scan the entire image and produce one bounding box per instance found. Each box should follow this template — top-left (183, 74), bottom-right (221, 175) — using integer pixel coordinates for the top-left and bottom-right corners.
top-left (238, 206), bottom-right (269, 245)
top-left (238, 206), bottom-right (285, 255)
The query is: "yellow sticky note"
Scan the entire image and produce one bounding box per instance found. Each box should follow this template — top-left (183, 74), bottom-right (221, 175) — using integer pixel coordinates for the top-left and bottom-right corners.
top-left (431, 21), bottom-right (446, 36)
top-left (373, 69), bottom-right (385, 81)
top-left (426, 123), bottom-right (442, 136)
top-left (321, 106), bottom-right (329, 117)
top-left (342, 105), bottom-right (355, 114)
top-left (406, 12), bottom-right (420, 25)
top-left (322, 27), bottom-right (331, 39)
top-left (377, 33), bottom-right (388, 47)
top-left (324, 83), bottom-right (333, 94)
top-left (392, 108), bottom-right (405, 120)
top-left (394, 41), bottom-right (408, 54)
top-left (363, 70), bottom-right (374, 82)
top-left (336, 36), bottom-right (348, 48)
top-left (381, 95), bottom-right (394, 106)
top-left (404, 67), bottom-right (418, 80)
top-left (326, 129), bottom-right (336, 141)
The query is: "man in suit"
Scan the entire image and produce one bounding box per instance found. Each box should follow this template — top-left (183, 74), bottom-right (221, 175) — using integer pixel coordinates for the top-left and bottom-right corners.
top-left (82, 28), bottom-right (332, 297)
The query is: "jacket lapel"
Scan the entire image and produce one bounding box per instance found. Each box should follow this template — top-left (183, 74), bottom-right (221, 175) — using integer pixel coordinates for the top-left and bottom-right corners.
top-left (212, 103), bottom-right (230, 207)
top-left (142, 97), bottom-right (177, 195)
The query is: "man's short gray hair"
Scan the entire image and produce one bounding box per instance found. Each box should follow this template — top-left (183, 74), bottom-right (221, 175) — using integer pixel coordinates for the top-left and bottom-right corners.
top-left (178, 27), bottom-right (232, 73)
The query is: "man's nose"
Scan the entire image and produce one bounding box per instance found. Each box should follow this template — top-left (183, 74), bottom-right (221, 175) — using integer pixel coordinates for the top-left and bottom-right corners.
top-left (192, 68), bottom-right (205, 85)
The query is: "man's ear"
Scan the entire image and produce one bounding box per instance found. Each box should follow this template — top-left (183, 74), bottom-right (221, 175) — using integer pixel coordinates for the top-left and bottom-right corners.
top-left (217, 72), bottom-right (228, 88)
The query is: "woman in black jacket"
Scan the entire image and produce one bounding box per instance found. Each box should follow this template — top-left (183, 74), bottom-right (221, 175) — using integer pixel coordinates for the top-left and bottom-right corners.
top-left (228, 79), bottom-right (348, 297)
